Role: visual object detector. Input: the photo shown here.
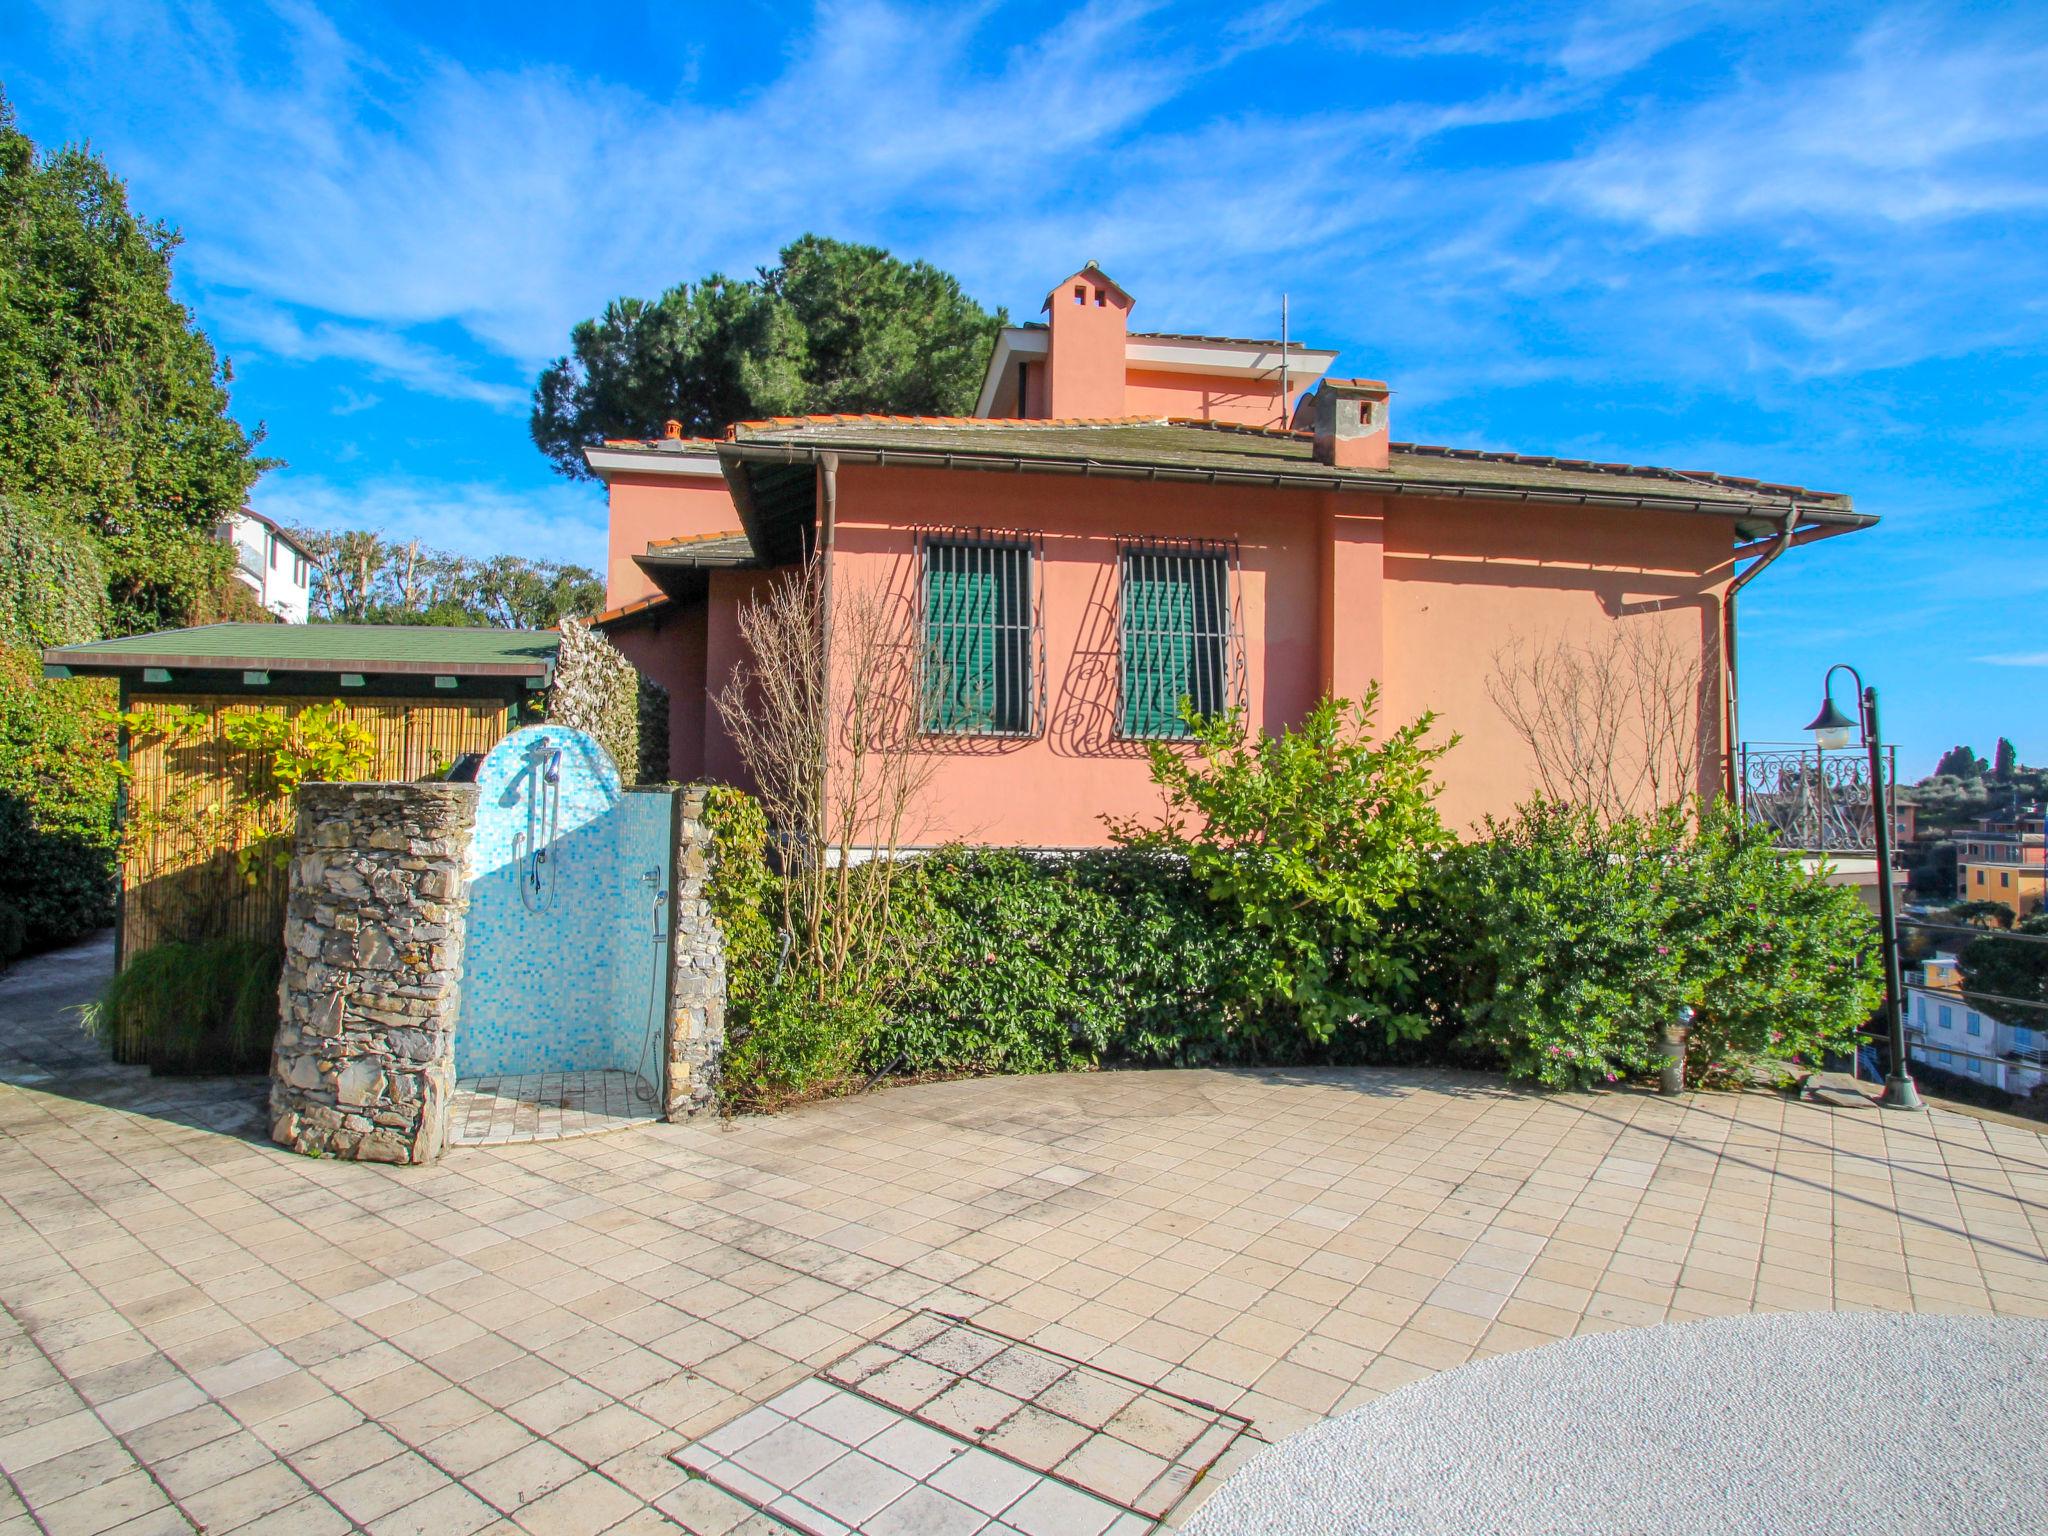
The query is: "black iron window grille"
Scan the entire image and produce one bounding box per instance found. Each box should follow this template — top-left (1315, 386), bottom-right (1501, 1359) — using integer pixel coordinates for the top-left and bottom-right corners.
top-left (1116, 538), bottom-right (1245, 739)
top-left (919, 533), bottom-right (1043, 737)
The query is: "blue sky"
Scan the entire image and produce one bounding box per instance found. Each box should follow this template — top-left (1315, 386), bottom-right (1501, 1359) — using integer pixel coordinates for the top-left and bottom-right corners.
top-left (5, 0), bottom-right (2045, 775)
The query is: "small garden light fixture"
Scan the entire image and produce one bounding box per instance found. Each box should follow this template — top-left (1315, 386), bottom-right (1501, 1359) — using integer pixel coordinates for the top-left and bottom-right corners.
top-left (1804, 664), bottom-right (1920, 1111)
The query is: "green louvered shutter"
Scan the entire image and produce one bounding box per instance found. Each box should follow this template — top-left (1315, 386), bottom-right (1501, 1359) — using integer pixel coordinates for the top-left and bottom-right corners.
top-left (924, 541), bottom-right (1032, 734)
top-left (1121, 546), bottom-right (1230, 738)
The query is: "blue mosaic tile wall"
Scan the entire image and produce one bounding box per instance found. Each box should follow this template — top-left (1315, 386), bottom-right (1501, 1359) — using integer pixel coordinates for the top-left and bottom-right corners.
top-left (456, 725), bottom-right (674, 1078)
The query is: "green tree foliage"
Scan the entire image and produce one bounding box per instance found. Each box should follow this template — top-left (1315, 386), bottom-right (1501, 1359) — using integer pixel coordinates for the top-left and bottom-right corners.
top-left (1935, 744), bottom-right (1989, 780)
top-left (293, 527), bottom-right (601, 628)
top-left (0, 645), bottom-right (119, 959)
top-left (0, 90), bottom-right (270, 632)
top-left (1994, 738), bottom-right (2018, 779)
top-left (1442, 800), bottom-right (1883, 1089)
top-left (0, 496), bottom-right (108, 648)
top-left (1108, 691), bottom-right (1458, 1047)
top-left (1960, 913), bottom-right (2048, 1016)
top-left (531, 235), bottom-right (1006, 479)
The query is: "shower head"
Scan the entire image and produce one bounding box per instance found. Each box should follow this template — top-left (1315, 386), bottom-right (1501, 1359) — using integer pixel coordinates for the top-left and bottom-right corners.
top-left (528, 736), bottom-right (563, 785)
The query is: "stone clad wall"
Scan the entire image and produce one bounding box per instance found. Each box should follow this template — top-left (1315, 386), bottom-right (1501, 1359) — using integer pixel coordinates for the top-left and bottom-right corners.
top-left (270, 782), bottom-right (479, 1164)
top-left (665, 786), bottom-right (726, 1119)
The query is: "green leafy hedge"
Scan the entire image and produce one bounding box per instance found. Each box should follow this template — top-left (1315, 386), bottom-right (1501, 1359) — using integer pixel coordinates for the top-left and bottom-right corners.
top-left (0, 644), bottom-right (119, 959)
top-left (1441, 799), bottom-right (1883, 1087)
top-left (1, 496), bottom-right (109, 649)
top-left (703, 694), bottom-right (1886, 1110)
top-left (885, 848), bottom-right (1277, 1076)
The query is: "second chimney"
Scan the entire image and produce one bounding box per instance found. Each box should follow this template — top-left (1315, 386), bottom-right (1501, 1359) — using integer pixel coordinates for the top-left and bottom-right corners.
top-left (1310, 379), bottom-right (1391, 469)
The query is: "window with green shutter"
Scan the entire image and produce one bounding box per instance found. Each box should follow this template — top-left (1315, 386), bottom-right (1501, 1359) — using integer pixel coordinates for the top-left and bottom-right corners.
top-left (922, 538), bottom-right (1036, 735)
top-left (1119, 542), bottom-right (1235, 738)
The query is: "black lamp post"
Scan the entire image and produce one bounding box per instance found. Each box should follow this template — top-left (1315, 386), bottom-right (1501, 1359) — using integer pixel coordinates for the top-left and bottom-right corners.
top-left (1804, 664), bottom-right (1920, 1111)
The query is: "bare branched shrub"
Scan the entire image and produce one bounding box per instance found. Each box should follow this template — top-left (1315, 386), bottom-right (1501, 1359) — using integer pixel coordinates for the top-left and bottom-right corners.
top-left (1486, 623), bottom-right (1709, 822)
top-left (714, 555), bottom-right (935, 997)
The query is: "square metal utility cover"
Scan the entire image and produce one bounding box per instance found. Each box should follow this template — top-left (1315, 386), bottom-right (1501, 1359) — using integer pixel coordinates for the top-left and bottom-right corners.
top-left (822, 1311), bottom-right (1250, 1520)
top-left (674, 1311), bottom-right (1252, 1534)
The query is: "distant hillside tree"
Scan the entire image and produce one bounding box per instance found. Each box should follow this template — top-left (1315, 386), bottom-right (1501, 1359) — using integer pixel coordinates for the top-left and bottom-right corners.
top-left (1994, 738), bottom-right (2018, 780)
top-left (1934, 745), bottom-right (1988, 779)
top-left (531, 235), bottom-right (1006, 480)
top-left (0, 89), bottom-right (271, 633)
top-left (292, 528), bottom-right (601, 629)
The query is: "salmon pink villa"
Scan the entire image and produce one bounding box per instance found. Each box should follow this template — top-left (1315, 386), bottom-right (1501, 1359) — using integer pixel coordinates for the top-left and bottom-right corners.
top-left (592, 263), bottom-right (1874, 844)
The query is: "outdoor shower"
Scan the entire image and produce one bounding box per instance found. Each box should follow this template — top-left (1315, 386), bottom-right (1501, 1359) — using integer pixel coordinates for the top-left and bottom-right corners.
top-left (513, 737), bottom-right (563, 912)
top-left (633, 866), bottom-right (668, 1104)
top-left (456, 723), bottom-right (676, 1100)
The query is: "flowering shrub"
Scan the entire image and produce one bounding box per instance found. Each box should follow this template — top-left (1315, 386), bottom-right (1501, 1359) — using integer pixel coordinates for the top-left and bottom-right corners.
top-left (543, 616), bottom-right (642, 780)
top-left (1443, 799), bottom-right (1882, 1089)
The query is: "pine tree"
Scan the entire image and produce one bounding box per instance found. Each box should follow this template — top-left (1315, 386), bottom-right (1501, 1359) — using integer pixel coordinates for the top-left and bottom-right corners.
top-left (532, 236), bottom-right (1006, 480)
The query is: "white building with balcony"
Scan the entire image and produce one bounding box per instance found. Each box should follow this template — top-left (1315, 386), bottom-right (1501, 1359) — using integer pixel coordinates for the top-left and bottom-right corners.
top-left (1906, 953), bottom-right (2046, 1095)
top-left (217, 510), bottom-right (313, 623)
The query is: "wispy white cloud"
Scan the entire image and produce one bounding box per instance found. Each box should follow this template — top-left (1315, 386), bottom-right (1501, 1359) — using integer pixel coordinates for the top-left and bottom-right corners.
top-left (250, 473), bottom-right (607, 568)
top-left (34, 0), bottom-right (2048, 416)
top-left (1979, 653), bottom-right (2048, 668)
top-left (219, 303), bottom-right (525, 409)
top-left (1559, 14), bottom-right (2048, 235)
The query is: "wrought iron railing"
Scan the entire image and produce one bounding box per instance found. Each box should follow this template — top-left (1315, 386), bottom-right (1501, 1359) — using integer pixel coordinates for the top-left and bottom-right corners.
top-left (1737, 741), bottom-right (1896, 854)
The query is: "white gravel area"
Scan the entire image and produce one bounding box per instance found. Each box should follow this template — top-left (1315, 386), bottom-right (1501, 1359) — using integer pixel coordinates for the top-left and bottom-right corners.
top-left (1186, 1311), bottom-right (2048, 1536)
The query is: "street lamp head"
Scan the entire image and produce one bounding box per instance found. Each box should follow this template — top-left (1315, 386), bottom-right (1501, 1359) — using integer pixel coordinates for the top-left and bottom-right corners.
top-left (1804, 694), bottom-right (1858, 751)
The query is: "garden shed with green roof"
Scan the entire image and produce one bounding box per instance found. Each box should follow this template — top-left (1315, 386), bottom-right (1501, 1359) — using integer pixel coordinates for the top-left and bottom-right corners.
top-left (43, 623), bottom-right (559, 965)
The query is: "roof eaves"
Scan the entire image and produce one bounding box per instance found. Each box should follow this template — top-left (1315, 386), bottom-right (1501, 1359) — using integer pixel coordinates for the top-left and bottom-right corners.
top-left (231, 508), bottom-right (317, 560)
top-left (720, 430), bottom-right (1868, 524)
top-left (592, 593), bottom-right (673, 629)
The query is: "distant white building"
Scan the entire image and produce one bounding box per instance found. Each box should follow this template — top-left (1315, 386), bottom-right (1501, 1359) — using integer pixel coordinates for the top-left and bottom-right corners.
top-left (1906, 952), bottom-right (2046, 1095)
top-left (217, 510), bottom-right (313, 624)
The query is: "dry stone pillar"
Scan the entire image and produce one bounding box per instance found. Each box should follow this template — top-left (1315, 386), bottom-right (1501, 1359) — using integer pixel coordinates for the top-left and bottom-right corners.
top-left (664, 785), bottom-right (726, 1118)
top-left (270, 782), bottom-right (479, 1163)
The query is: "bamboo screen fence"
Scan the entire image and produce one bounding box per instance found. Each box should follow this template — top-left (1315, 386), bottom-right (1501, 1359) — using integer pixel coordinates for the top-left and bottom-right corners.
top-left (119, 694), bottom-right (513, 964)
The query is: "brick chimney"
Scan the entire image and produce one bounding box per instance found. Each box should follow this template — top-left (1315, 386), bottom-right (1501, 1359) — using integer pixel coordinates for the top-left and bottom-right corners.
top-left (1310, 378), bottom-right (1391, 470)
top-left (1042, 262), bottom-right (1132, 419)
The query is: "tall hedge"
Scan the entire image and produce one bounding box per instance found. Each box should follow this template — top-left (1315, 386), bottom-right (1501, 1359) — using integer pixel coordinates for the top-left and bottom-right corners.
top-left (0, 644), bottom-right (119, 961)
top-left (1, 90), bottom-right (267, 634)
top-left (0, 497), bottom-right (109, 649)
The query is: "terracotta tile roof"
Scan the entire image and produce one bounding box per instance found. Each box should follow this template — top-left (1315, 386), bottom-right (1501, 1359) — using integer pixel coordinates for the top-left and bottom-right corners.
top-left (728, 412), bottom-right (1168, 434)
top-left (598, 434), bottom-right (723, 449)
top-left (591, 593), bottom-right (671, 627)
top-left (646, 528), bottom-right (748, 550)
top-left (1160, 417), bottom-right (1842, 504)
top-left (602, 413), bottom-right (1855, 514)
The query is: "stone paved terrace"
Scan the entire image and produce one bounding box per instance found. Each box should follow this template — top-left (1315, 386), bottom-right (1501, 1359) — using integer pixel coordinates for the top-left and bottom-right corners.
top-left (3, 935), bottom-right (2047, 1535)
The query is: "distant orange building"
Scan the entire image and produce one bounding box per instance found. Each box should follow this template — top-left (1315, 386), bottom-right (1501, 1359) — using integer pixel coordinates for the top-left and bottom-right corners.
top-left (594, 263), bottom-right (1876, 845)
top-left (1956, 809), bottom-right (2047, 915)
